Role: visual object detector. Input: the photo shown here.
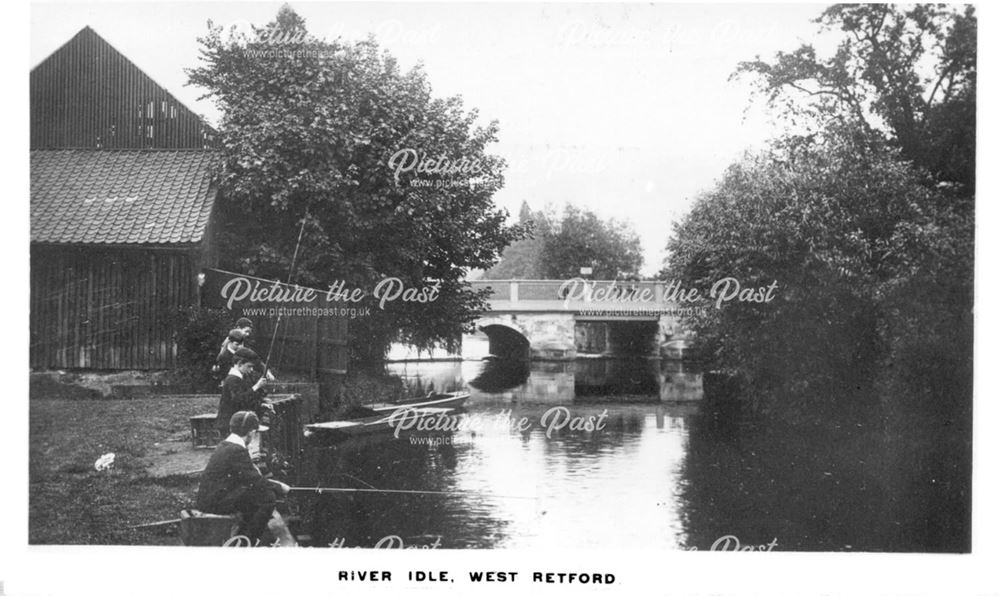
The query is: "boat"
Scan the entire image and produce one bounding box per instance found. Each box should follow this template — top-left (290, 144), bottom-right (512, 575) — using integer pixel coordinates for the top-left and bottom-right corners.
top-left (304, 406), bottom-right (458, 441)
top-left (368, 391), bottom-right (470, 413)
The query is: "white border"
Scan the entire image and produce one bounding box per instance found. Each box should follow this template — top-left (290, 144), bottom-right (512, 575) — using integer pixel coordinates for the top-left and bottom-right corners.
top-left (5, 1), bottom-right (998, 595)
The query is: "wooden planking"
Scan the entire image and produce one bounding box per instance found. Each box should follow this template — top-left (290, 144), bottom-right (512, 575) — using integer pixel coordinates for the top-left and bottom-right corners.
top-left (249, 313), bottom-right (348, 378)
top-left (198, 269), bottom-right (350, 379)
top-left (29, 245), bottom-right (199, 370)
top-left (262, 394), bottom-right (302, 460)
top-left (30, 27), bottom-right (215, 149)
top-left (317, 315), bottom-right (349, 374)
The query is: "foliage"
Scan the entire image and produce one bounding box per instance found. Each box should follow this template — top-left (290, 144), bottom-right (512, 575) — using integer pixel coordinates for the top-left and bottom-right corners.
top-left (173, 306), bottom-right (232, 390)
top-left (483, 235), bottom-right (546, 279)
top-left (540, 204), bottom-right (644, 279)
top-left (735, 4), bottom-right (976, 192)
top-left (481, 201), bottom-right (544, 278)
top-left (484, 202), bottom-right (643, 279)
top-left (666, 5), bottom-right (976, 417)
top-left (187, 6), bottom-right (525, 365)
top-left (664, 132), bottom-right (973, 413)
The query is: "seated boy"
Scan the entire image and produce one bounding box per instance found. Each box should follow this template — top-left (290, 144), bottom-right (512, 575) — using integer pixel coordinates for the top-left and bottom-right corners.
top-left (195, 411), bottom-right (290, 544)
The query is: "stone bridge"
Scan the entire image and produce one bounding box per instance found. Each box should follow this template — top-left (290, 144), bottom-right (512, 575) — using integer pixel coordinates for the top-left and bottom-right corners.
top-left (469, 279), bottom-right (696, 360)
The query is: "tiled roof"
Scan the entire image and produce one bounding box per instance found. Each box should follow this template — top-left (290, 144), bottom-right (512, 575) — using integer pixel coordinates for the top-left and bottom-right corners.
top-left (31, 149), bottom-right (220, 245)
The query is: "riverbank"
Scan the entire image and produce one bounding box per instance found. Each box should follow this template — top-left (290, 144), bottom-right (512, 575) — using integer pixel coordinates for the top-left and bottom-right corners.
top-left (29, 397), bottom-right (217, 545)
top-left (27, 368), bottom-right (419, 545)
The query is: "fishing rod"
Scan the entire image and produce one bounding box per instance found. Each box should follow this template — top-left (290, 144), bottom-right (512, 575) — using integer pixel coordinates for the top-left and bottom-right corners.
top-left (130, 485), bottom-right (535, 529)
top-left (261, 210), bottom-right (309, 381)
top-left (288, 486), bottom-right (536, 500)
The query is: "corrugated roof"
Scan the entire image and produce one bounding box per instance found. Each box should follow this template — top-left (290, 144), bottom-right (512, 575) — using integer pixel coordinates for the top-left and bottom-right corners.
top-left (31, 149), bottom-right (220, 245)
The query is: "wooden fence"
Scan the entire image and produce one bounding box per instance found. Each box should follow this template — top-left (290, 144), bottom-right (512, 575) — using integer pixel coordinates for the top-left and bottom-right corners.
top-left (252, 314), bottom-right (349, 379)
top-left (261, 394), bottom-right (303, 461)
top-left (200, 269), bottom-right (349, 390)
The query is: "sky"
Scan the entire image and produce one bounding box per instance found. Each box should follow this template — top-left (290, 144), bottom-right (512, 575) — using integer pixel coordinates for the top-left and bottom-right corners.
top-left (32, 2), bottom-right (831, 276)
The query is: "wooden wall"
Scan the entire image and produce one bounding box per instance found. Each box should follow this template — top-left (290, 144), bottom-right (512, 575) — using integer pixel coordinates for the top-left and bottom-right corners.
top-left (30, 27), bottom-right (216, 150)
top-left (200, 268), bottom-right (350, 381)
top-left (253, 315), bottom-right (349, 378)
top-left (30, 244), bottom-right (200, 370)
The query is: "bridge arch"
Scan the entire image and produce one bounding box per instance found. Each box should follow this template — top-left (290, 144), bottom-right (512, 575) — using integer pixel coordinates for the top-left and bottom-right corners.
top-left (478, 322), bottom-right (530, 360)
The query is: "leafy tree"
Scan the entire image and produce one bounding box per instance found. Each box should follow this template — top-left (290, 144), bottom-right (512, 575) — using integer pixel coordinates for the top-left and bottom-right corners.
top-left (485, 202), bottom-right (643, 279)
top-left (540, 205), bottom-right (643, 279)
top-left (665, 4), bottom-right (975, 416)
top-left (482, 201), bottom-right (547, 279)
top-left (664, 133), bottom-right (972, 413)
top-left (735, 4), bottom-right (976, 192)
top-left (188, 6), bottom-right (525, 365)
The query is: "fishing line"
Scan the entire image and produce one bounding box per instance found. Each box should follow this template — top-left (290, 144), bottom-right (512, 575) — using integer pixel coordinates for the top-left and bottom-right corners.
top-left (287, 486), bottom-right (536, 500)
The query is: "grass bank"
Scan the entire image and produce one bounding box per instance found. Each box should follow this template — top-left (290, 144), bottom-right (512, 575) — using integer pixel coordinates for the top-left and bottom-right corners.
top-left (28, 369), bottom-right (427, 544)
top-left (29, 397), bottom-right (217, 545)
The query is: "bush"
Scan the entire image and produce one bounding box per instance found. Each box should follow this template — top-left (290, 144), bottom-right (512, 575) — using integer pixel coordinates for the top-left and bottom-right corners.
top-left (173, 306), bottom-right (233, 391)
top-left (664, 132), bottom-right (973, 418)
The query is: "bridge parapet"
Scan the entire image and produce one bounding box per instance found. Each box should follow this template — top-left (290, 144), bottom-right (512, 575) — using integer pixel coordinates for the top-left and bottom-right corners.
top-left (470, 279), bottom-right (682, 318)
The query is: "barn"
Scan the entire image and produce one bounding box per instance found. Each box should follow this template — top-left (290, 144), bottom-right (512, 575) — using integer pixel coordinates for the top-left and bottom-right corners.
top-left (30, 150), bottom-right (220, 369)
top-left (30, 26), bottom-right (220, 370)
top-left (30, 26), bottom-right (348, 404)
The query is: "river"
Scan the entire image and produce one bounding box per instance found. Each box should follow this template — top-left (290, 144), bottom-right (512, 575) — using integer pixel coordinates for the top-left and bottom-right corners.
top-left (293, 356), bottom-right (970, 552)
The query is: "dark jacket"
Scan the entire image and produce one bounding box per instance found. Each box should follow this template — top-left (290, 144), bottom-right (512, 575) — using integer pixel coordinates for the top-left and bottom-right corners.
top-left (216, 345), bottom-right (237, 376)
top-left (195, 439), bottom-right (272, 513)
top-left (216, 373), bottom-right (265, 432)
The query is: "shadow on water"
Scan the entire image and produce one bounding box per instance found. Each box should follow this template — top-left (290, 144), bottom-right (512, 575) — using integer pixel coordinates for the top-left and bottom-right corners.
top-left (468, 359), bottom-right (530, 393)
top-left (677, 392), bottom-right (971, 552)
top-left (295, 357), bottom-right (969, 551)
top-left (574, 358), bottom-right (659, 398)
top-left (388, 357), bottom-right (704, 404)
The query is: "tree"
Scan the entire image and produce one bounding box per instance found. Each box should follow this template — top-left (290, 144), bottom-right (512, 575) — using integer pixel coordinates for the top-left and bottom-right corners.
top-left (485, 203), bottom-right (644, 279)
top-left (482, 201), bottom-right (547, 279)
top-left (664, 132), bottom-right (972, 413)
top-left (665, 4), bottom-right (975, 415)
top-left (540, 205), bottom-right (643, 279)
top-left (188, 6), bottom-right (525, 365)
top-left (735, 4), bottom-right (976, 192)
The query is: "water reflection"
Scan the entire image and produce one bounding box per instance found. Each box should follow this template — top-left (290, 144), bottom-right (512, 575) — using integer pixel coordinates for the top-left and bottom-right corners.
top-left (678, 399), bottom-right (970, 552)
top-left (388, 358), bottom-right (704, 404)
top-left (575, 358), bottom-right (659, 397)
top-left (298, 401), bottom-right (694, 549)
top-left (468, 359), bottom-right (529, 393)
top-left (292, 358), bottom-right (967, 552)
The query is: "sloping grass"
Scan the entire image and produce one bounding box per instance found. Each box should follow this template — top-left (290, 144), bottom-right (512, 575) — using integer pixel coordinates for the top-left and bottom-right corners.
top-left (29, 397), bottom-right (217, 545)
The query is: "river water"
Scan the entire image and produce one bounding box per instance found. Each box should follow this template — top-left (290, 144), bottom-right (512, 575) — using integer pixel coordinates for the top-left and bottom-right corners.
top-left (293, 357), bottom-right (970, 552)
